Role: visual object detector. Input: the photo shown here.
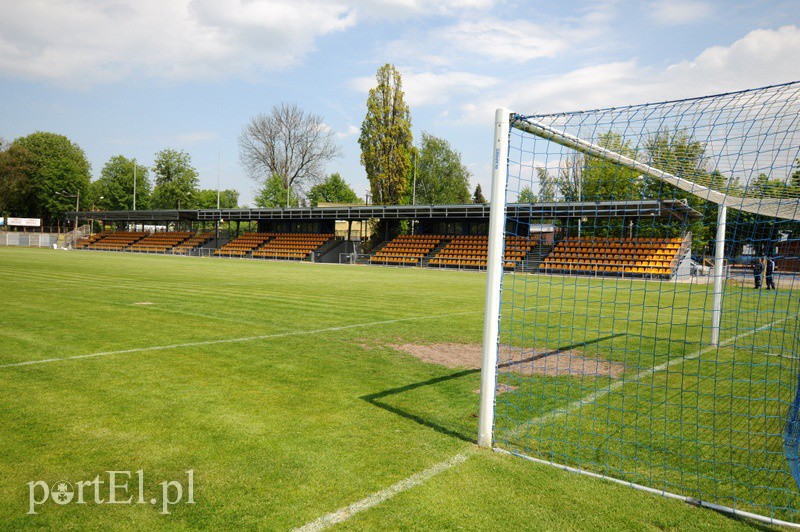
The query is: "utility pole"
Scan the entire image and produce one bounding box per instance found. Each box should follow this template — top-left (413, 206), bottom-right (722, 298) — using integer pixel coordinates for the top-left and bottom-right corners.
top-left (74, 190), bottom-right (80, 234)
top-left (133, 159), bottom-right (137, 211)
top-left (216, 152), bottom-right (221, 241)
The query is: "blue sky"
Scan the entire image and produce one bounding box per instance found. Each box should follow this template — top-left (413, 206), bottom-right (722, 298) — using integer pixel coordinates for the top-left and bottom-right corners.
top-left (1, 0), bottom-right (799, 206)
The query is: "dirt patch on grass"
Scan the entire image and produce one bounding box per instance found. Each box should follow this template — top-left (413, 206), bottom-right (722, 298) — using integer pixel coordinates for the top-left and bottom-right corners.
top-left (391, 342), bottom-right (624, 378)
top-left (391, 343), bottom-right (481, 369)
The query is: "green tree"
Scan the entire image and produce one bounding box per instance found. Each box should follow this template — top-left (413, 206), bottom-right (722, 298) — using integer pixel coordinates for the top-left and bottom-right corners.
top-left (565, 133), bottom-right (643, 239)
top-left (5, 132), bottom-right (91, 227)
top-left (472, 184), bottom-right (487, 204)
top-left (255, 174), bottom-right (300, 208)
top-left (0, 142), bottom-right (35, 218)
top-left (537, 167), bottom-right (556, 202)
top-left (556, 154), bottom-right (584, 201)
top-left (307, 173), bottom-right (360, 207)
top-left (518, 187), bottom-right (537, 203)
top-left (749, 172), bottom-right (789, 198)
top-left (194, 189), bottom-right (240, 209)
top-left (151, 149), bottom-right (199, 209)
top-left (582, 132), bottom-right (641, 201)
top-left (414, 132), bottom-right (471, 205)
top-left (789, 159), bottom-right (800, 197)
top-left (94, 155), bottom-right (151, 211)
top-left (642, 131), bottom-right (714, 252)
top-left (359, 63), bottom-right (413, 206)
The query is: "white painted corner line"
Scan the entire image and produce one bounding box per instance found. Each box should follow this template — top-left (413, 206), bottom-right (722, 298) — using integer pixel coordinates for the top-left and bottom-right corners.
top-left (294, 450), bottom-right (474, 532)
top-left (0, 311), bottom-right (480, 369)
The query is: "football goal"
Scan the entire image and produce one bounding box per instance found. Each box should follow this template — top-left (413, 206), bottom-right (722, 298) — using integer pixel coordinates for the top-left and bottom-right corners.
top-left (479, 81), bottom-right (800, 526)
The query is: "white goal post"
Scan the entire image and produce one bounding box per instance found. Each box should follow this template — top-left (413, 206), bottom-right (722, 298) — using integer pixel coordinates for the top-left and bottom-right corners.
top-left (477, 82), bottom-right (800, 526)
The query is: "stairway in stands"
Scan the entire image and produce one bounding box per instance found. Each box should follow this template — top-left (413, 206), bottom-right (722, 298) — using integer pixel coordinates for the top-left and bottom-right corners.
top-left (522, 243), bottom-right (553, 272)
top-left (421, 238), bottom-right (452, 267)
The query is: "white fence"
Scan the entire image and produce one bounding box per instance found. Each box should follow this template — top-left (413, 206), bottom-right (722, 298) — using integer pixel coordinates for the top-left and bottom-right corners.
top-left (0, 232), bottom-right (61, 248)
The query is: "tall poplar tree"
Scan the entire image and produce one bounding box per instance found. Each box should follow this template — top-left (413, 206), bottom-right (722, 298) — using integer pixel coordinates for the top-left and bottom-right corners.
top-left (359, 64), bottom-right (413, 206)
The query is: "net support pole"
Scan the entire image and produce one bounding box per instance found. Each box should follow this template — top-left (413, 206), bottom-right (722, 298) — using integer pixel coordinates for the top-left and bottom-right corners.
top-left (710, 205), bottom-right (727, 346)
top-left (478, 108), bottom-right (511, 448)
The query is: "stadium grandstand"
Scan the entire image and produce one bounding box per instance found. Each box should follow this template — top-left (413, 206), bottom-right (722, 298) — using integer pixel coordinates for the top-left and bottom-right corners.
top-left (64, 200), bottom-right (727, 279)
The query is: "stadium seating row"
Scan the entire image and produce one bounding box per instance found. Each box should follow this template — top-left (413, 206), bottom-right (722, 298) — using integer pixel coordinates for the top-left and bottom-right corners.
top-left (252, 233), bottom-right (334, 260)
top-left (129, 232), bottom-right (192, 253)
top-left (540, 236), bottom-right (686, 277)
top-left (74, 231), bottom-right (686, 278)
top-left (77, 231), bottom-right (204, 254)
top-left (75, 230), bottom-right (111, 249)
top-left (369, 235), bottom-right (444, 265)
top-left (214, 233), bottom-right (273, 256)
top-left (86, 231), bottom-right (148, 251)
top-left (428, 234), bottom-right (535, 269)
top-left (173, 233), bottom-right (214, 254)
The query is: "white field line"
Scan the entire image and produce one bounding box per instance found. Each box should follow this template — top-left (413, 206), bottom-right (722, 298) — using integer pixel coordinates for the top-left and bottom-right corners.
top-left (0, 311), bottom-right (479, 369)
top-left (289, 314), bottom-right (796, 532)
top-left (294, 450), bottom-right (474, 532)
top-left (508, 314), bottom-right (794, 434)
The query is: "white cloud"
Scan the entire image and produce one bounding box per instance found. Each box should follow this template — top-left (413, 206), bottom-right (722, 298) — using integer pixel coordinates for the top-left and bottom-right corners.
top-left (459, 25), bottom-right (800, 122)
top-left (0, 0), bottom-right (357, 85)
top-left (665, 25), bottom-right (800, 91)
top-left (648, 0), bottom-right (715, 26)
top-left (402, 70), bottom-right (499, 106)
top-left (382, 5), bottom-right (612, 69)
top-left (348, 0), bottom-right (494, 18)
top-left (175, 131), bottom-right (219, 144)
top-left (350, 69), bottom-right (498, 107)
top-left (336, 125), bottom-right (360, 139)
top-left (438, 19), bottom-right (566, 63)
top-left (0, 0), bottom-right (501, 86)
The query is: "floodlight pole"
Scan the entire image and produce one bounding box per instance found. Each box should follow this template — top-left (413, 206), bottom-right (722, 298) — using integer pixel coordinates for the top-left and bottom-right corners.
top-left (412, 151), bottom-right (417, 206)
top-left (74, 190), bottom-right (80, 234)
top-left (412, 151), bottom-right (417, 234)
top-left (57, 190), bottom-right (80, 236)
top-left (478, 108), bottom-right (510, 448)
top-left (133, 159), bottom-right (137, 211)
top-left (216, 152), bottom-right (221, 241)
top-left (710, 205), bottom-right (727, 346)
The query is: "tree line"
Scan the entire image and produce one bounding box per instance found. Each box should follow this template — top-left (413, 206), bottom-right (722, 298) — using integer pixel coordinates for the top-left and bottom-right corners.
top-left (238, 64), bottom-right (484, 210)
top-left (526, 130), bottom-right (800, 255)
top-left (1, 63), bottom-right (487, 229)
top-left (0, 134), bottom-right (240, 229)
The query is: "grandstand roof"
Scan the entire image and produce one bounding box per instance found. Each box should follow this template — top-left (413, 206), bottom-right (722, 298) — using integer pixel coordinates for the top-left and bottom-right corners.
top-left (72, 200), bottom-right (700, 223)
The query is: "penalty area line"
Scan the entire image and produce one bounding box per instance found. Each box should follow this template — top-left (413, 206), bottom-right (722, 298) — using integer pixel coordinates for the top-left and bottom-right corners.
top-left (0, 311), bottom-right (479, 369)
top-left (293, 450), bottom-right (475, 532)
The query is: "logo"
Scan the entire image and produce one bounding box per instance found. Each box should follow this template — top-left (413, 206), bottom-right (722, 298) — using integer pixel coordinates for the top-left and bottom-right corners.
top-left (27, 470), bottom-right (194, 515)
top-left (51, 482), bottom-right (74, 505)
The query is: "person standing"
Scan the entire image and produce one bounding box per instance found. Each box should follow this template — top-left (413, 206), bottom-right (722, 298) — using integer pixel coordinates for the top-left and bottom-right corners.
top-left (765, 256), bottom-right (776, 290)
top-left (753, 259), bottom-right (763, 289)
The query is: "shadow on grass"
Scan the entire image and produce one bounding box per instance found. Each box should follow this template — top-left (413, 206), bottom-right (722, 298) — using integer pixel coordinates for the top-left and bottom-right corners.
top-left (360, 334), bottom-right (623, 444)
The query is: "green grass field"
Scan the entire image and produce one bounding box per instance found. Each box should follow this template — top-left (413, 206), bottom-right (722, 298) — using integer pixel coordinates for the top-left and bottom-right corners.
top-left (0, 247), bottom-right (789, 530)
top-left (495, 268), bottom-right (800, 523)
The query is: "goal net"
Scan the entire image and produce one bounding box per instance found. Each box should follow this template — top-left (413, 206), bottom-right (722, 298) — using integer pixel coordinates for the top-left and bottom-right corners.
top-left (479, 81), bottom-right (800, 526)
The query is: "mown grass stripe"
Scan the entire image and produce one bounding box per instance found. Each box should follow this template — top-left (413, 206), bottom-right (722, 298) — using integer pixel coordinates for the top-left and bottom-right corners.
top-left (0, 311), bottom-right (480, 369)
top-left (504, 313), bottom-right (794, 437)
